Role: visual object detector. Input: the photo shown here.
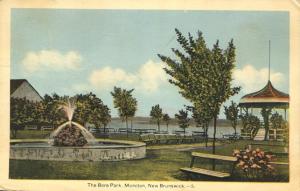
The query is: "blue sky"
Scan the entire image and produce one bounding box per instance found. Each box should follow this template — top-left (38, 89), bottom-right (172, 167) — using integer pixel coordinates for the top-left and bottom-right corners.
top-left (11, 9), bottom-right (289, 118)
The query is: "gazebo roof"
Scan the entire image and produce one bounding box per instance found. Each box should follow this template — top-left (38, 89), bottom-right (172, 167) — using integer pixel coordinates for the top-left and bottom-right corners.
top-left (239, 80), bottom-right (289, 108)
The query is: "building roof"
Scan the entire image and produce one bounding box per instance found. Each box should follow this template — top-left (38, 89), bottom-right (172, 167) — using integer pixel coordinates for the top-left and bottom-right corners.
top-left (10, 79), bottom-right (27, 95)
top-left (239, 80), bottom-right (289, 108)
top-left (10, 79), bottom-right (43, 101)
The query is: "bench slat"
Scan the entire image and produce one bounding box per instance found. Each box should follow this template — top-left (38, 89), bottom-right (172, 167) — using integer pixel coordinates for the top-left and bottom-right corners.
top-left (269, 161), bottom-right (289, 165)
top-left (192, 152), bottom-right (237, 162)
top-left (180, 167), bottom-right (231, 178)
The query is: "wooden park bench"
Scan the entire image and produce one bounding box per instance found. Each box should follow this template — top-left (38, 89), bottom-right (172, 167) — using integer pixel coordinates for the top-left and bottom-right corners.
top-left (191, 131), bottom-right (206, 142)
top-left (222, 133), bottom-right (241, 140)
top-left (139, 134), bottom-right (159, 144)
top-left (181, 135), bottom-right (194, 143)
top-left (180, 152), bottom-right (238, 178)
top-left (25, 125), bottom-right (38, 130)
top-left (41, 126), bottom-right (53, 131)
top-left (118, 128), bottom-right (132, 133)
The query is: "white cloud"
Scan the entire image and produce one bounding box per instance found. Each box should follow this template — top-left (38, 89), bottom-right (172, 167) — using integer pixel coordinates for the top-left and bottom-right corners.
top-left (77, 60), bottom-right (168, 93)
top-left (137, 60), bottom-right (168, 91)
top-left (89, 67), bottom-right (137, 89)
top-left (22, 50), bottom-right (82, 72)
top-left (233, 64), bottom-right (285, 93)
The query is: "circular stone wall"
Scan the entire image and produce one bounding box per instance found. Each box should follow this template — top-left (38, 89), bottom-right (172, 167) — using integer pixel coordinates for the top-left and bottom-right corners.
top-left (10, 139), bottom-right (146, 162)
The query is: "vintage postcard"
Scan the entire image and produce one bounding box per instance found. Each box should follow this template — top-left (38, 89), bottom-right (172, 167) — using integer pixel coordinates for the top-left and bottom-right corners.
top-left (0, 0), bottom-right (299, 191)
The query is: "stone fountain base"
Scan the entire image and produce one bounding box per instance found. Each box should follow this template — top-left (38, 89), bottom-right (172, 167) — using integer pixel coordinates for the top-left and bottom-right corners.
top-left (10, 140), bottom-right (146, 162)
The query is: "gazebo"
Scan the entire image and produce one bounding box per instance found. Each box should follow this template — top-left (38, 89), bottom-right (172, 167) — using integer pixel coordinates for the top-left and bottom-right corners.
top-left (238, 80), bottom-right (289, 140)
top-left (239, 80), bottom-right (289, 118)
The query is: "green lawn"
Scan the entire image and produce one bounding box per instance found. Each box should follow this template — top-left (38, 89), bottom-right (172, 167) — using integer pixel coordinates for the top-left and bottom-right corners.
top-left (9, 140), bottom-right (289, 181)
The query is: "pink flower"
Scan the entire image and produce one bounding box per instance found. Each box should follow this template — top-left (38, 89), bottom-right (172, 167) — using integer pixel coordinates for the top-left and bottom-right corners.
top-left (237, 161), bottom-right (245, 167)
top-left (251, 164), bottom-right (261, 169)
top-left (233, 149), bottom-right (240, 155)
top-left (256, 148), bottom-right (260, 153)
top-left (267, 165), bottom-right (274, 170)
top-left (266, 155), bottom-right (272, 159)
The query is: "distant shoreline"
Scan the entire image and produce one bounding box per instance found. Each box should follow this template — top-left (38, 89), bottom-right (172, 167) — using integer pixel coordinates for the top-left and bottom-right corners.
top-left (111, 117), bottom-right (239, 127)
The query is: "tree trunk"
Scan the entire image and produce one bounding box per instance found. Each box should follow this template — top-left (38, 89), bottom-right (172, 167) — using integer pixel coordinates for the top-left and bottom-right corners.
top-left (212, 116), bottom-right (217, 170)
top-left (264, 122), bottom-right (269, 141)
top-left (205, 124), bottom-right (208, 147)
top-left (166, 123), bottom-right (169, 133)
top-left (234, 126), bottom-right (237, 140)
top-left (12, 128), bottom-right (17, 139)
top-left (125, 116), bottom-right (128, 139)
top-left (131, 119), bottom-right (133, 131)
top-left (103, 124), bottom-right (106, 139)
top-left (213, 116), bottom-right (217, 154)
top-left (157, 120), bottom-right (160, 133)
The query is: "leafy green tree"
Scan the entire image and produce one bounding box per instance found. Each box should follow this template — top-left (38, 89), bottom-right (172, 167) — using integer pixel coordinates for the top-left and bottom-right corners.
top-left (99, 105), bottom-right (111, 131)
top-left (111, 87), bottom-right (137, 137)
top-left (127, 96), bottom-right (138, 131)
top-left (261, 108), bottom-right (272, 140)
top-left (240, 112), bottom-right (261, 139)
top-left (187, 103), bottom-right (212, 147)
top-left (10, 98), bottom-right (27, 138)
top-left (10, 98), bottom-right (44, 138)
top-left (163, 113), bottom-right (171, 132)
top-left (158, 29), bottom-right (240, 153)
top-left (150, 104), bottom-right (163, 133)
top-left (270, 112), bottom-right (288, 143)
top-left (175, 109), bottom-right (190, 135)
top-left (224, 101), bottom-right (239, 136)
top-left (270, 112), bottom-right (284, 130)
top-left (73, 93), bottom-right (111, 132)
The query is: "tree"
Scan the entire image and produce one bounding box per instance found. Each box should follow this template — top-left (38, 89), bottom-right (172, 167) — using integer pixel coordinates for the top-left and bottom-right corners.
top-left (175, 109), bottom-right (190, 135)
top-left (239, 112), bottom-right (261, 139)
top-left (187, 103), bottom-right (212, 147)
top-left (270, 112), bottom-right (288, 143)
top-left (158, 29), bottom-right (240, 154)
top-left (73, 93), bottom-right (111, 132)
top-left (163, 114), bottom-right (171, 132)
top-left (224, 101), bottom-right (239, 136)
top-left (10, 98), bottom-right (27, 138)
top-left (261, 108), bottom-right (272, 140)
top-left (150, 104), bottom-right (163, 133)
top-left (98, 105), bottom-right (111, 135)
top-left (270, 112), bottom-right (284, 130)
top-left (111, 87), bottom-right (137, 138)
top-left (127, 96), bottom-right (138, 131)
top-left (10, 97), bottom-right (45, 138)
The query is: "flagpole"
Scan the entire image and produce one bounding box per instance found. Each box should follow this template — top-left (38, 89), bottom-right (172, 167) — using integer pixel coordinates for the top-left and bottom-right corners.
top-left (268, 40), bottom-right (271, 81)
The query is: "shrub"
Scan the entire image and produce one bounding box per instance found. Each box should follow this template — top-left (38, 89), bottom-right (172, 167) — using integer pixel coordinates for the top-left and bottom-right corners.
top-left (233, 148), bottom-right (275, 180)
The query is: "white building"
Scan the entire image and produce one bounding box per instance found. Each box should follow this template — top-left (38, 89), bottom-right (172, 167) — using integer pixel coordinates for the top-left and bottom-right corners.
top-left (10, 79), bottom-right (43, 102)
